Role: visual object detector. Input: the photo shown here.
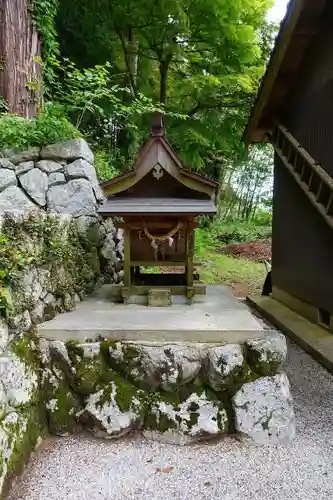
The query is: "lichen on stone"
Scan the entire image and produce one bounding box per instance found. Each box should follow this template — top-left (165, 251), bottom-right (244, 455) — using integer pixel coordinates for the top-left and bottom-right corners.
top-left (108, 342), bottom-right (202, 392)
top-left (81, 373), bottom-right (145, 439)
top-left (66, 341), bottom-right (110, 396)
top-left (144, 389), bottom-right (229, 445)
top-left (246, 331), bottom-right (287, 376)
top-left (0, 406), bottom-right (47, 494)
top-left (0, 351), bottom-right (38, 407)
top-left (232, 373), bottom-right (295, 444)
top-left (206, 344), bottom-right (245, 392)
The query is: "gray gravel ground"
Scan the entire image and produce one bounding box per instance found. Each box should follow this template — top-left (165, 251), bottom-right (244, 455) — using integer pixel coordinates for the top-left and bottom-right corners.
top-left (8, 341), bottom-right (333, 500)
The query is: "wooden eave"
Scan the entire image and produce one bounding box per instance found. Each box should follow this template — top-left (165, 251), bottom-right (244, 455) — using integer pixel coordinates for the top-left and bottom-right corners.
top-left (98, 197), bottom-right (217, 216)
top-left (100, 135), bottom-right (218, 198)
top-left (243, 0), bottom-right (327, 144)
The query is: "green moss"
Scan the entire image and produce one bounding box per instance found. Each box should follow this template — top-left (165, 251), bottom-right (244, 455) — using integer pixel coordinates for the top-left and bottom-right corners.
top-left (10, 333), bottom-right (41, 372)
top-left (246, 350), bottom-right (281, 376)
top-left (66, 342), bottom-right (112, 396)
top-left (106, 342), bottom-right (146, 386)
top-left (1, 211), bottom-right (102, 322)
top-left (145, 411), bottom-right (177, 433)
top-left (219, 361), bottom-right (261, 398)
top-left (112, 374), bottom-right (144, 413)
top-left (46, 380), bottom-right (82, 435)
top-left (1, 406), bottom-right (48, 489)
top-left (74, 360), bottom-right (106, 396)
top-left (145, 387), bottom-right (229, 436)
top-left (92, 373), bottom-right (145, 416)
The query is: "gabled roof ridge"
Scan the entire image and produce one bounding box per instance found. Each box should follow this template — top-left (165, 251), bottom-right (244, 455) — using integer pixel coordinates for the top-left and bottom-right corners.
top-left (243, 0), bottom-right (327, 143)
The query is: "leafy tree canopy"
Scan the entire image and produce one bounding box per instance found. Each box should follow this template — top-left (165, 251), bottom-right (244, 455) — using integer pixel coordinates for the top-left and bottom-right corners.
top-left (53, 0), bottom-right (275, 174)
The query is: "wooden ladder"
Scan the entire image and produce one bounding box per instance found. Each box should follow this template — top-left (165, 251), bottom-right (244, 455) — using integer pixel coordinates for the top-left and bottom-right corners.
top-left (270, 123), bottom-right (333, 230)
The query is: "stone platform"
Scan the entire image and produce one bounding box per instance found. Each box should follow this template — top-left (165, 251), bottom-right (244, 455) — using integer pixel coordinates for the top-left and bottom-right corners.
top-left (35, 286), bottom-right (295, 446)
top-left (37, 285), bottom-right (264, 343)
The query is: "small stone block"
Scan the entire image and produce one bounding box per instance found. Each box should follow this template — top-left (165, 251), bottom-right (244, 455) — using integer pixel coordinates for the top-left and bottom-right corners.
top-left (148, 288), bottom-right (171, 307)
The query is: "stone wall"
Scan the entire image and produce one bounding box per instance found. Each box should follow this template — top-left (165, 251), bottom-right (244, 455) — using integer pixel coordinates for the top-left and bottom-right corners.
top-left (41, 331), bottom-right (295, 446)
top-left (0, 138), bottom-right (123, 284)
top-left (0, 323), bottom-right (47, 496)
top-left (0, 139), bottom-right (123, 330)
top-left (0, 139), bottom-right (123, 497)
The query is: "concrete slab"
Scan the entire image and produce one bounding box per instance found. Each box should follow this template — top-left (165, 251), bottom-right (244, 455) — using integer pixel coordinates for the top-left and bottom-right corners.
top-left (247, 295), bottom-right (333, 374)
top-left (37, 285), bottom-right (264, 343)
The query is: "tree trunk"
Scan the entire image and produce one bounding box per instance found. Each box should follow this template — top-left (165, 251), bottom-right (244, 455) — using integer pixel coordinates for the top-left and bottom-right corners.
top-left (0, 0), bottom-right (43, 117)
top-left (159, 56), bottom-right (172, 104)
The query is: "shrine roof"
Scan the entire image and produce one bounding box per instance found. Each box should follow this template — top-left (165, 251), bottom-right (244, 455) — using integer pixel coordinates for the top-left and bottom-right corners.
top-left (243, 0), bottom-right (327, 144)
top-left (98, 197), bottom-right (216, 216)
top-left (99, 115), bottom-right (218, 203)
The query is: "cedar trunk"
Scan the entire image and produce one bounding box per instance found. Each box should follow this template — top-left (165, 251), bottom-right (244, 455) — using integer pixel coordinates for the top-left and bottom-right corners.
top-left (0, 0), bottom-right (43, 117)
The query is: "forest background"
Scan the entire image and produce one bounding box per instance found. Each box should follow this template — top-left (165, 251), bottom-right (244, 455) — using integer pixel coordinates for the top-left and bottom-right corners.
top-left (0, 0), bottom-right (288, 294)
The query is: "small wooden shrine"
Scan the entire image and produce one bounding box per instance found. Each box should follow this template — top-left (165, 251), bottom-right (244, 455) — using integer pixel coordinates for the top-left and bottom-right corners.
top-left (98, 115), bottom-right (218, 304)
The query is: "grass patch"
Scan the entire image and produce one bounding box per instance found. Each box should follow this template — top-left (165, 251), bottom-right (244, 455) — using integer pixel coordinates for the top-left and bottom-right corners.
top-left (195, 228), bottom-right (266, 297)
top-left (127, 225), bottom-right (268, 297)
top-left (198, 251), bottom-right (265, 296)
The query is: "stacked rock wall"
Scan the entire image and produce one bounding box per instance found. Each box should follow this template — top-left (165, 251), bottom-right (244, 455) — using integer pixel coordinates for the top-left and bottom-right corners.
top-left (41, 331), bottom-right (295, 446)
top-left (0, 138), bottom-right (123, 284)
top-left (0, 139), bottom-right (123, 497)
top-left (0, 321), bottom-right (48, 497)
top-left (0, 139), bottom-right (123, 331)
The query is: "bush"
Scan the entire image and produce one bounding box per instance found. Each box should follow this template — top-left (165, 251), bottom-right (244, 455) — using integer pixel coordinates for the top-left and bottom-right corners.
top-left (195, 216), bottom-right (272, 252)
top-left (94, 149), bottom-right (121, 182)
top-left (0, 103), bottom-right (81, 151)
top-left (216, 221), bottom-right (272, 245)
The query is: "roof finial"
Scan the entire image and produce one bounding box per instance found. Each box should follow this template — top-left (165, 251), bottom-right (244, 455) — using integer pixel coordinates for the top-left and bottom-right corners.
top-left (150, 112), bottom-right (164, 137)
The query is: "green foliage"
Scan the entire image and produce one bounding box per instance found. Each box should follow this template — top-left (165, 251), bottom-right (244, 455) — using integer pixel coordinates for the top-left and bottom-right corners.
top-left (0, 213), bottom-right (101, 322)
top-left (195, 226), bottom-right (267, 296)
top-left (54, 0), bottom-right (275, 171)
top-left (32, 0), bottom-right (60, 89)
top-left (196, 216), bottom-right (271, 251)
top-left (0, 103), bottom-right (80, 150)
top-left (11, 0), bottom-right (276, 207)
top-left (214, 219), bottom-right (271, 245)
top-left (219, 144), bottom-right (274, 220)
top-left (0, 233), bottom-right (29, 315)
top-left (94, 149), bottom-right (120, 182)
top-left (49, 60), bottom-right (185, 168)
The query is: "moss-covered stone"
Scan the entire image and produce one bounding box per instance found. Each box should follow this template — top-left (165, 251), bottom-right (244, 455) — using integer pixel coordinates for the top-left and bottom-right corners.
top-left (206, 344), bottom-right (245, 392)
top-left (144, 387), bottom-right (229, 445)
top-left (246, 331), bottom-right (287, 377)
top-left (0, 210), bottom-right (105, 326)
top-left (107, 342), bottom-right (202, 392)
top-left (66, 341), bottom-right (111, 396)
top-left (46, 380), bottom-right (82, 436)
top-left (0, 406), bottom-right (48, 495)
top-left (0, 350), bottom-right (39, 408)
top-left (80, 372), bottom-right (146, 439)
top-left (49, 340), bottom-right (76, 383)
top-left (10, 333), bottom-right (41, 372)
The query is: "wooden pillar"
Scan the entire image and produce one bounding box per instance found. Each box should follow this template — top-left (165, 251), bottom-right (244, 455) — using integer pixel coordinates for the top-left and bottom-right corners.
top-left (122, 227), bottom-right (131, 303)
top-left (185, 224), bottom-right (195, 302)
